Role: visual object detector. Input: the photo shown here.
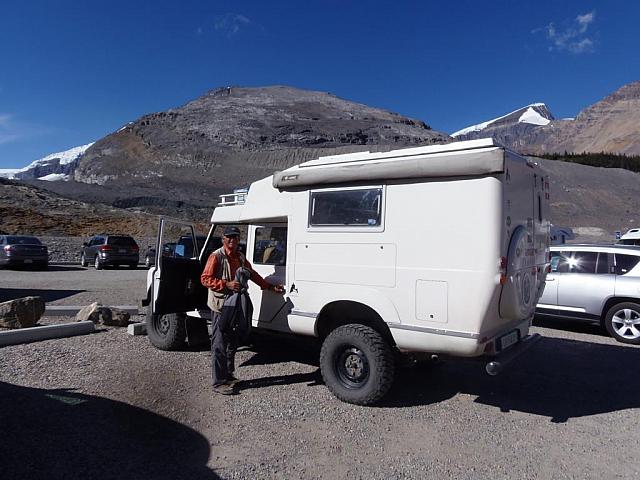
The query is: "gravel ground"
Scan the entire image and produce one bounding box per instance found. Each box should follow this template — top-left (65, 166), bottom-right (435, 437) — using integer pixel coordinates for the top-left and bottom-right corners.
top-left (0, 264), bottom-right (148, 306)
top-left (1, 274), bottom-right (640, 479)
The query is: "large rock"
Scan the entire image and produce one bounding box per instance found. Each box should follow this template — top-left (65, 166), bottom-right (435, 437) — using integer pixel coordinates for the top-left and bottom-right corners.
top-left (75, 302), bottom-right (130, 327)
top-left (75, 302), bottom-right (103, 324)
top-left (0, 296), bottom-right (46, 329)
top-left (104, 308), bottom-right (131, 327)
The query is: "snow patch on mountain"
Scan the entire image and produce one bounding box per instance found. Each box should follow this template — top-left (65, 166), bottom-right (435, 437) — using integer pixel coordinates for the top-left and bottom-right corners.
top-left (38, 173), bottom-right (70, 181)
top-left (0, 168), bottom-right (20, 179)
top-left (25, 142), bottom-right (94, 168)
top-left (451, 103), bottom-right (552, 137)
top-left (518, 106), bottom-right (551, 126)
top-left (0, 142), bottom-right (94, 180)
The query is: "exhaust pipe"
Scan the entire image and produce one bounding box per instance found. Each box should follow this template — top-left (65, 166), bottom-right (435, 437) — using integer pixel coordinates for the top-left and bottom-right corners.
top-left (485, 333), bottom-right (541, 376)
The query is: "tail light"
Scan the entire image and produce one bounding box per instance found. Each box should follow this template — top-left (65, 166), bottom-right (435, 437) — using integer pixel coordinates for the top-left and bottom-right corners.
top-left (132, 245), bottom-right (140, 252)
top-left (499, 256), bottom-right (507, 285)
top-left (4, 245), bottom-right (14, 253)
top-left (99, 245), bottom-right (113, 252)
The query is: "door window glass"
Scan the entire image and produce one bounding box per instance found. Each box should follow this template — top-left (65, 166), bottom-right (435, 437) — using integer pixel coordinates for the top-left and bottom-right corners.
top-left (614, 254), bottom-right (640, 275)
top-left (596, 252), bottom-right (614, 274)
top-left (568, 252), bottom-right (597, 274)
top-left (552, 251), bottom-right (572, 273)
top-left (550, 252), bottom-right (562, 272)
top-left (309, 187), bottom-right (382, 227)
top-left (253, 226), bottom-right (287, 266)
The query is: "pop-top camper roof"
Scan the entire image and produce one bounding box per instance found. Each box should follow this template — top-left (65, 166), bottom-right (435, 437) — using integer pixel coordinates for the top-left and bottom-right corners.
top-left (272, 138), bottom-right (509, 190)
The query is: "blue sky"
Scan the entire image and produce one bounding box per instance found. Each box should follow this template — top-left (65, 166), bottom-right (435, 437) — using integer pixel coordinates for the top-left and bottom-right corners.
top-left (1, 0), bottom-right (638, 168)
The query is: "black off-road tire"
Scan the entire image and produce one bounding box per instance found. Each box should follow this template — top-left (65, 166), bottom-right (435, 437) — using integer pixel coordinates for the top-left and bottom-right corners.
top-left (604, 302), bottom-right (640, 345)
top-left (94, 255), bottom-right (102, 270)
top-left (320, 324), bottom-right (395, 405)
top-left (147, 309), bottom-right (187, 351)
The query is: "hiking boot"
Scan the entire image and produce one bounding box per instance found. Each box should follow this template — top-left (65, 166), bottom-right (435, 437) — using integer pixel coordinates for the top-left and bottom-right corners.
top-left (213, 383), bottom-right (235, 395)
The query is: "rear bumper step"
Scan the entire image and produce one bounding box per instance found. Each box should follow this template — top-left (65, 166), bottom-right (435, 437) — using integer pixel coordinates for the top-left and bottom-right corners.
top-left (485, 333), bottom-right (541, 376)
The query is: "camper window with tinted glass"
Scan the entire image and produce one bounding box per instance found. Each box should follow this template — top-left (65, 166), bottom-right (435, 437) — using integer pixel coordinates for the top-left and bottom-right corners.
top-left (308, 187), bottom-right (383, 227)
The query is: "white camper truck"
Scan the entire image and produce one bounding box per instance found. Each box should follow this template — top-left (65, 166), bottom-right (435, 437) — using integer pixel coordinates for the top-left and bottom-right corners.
top-left (144, 138), bottom-right (550, 405)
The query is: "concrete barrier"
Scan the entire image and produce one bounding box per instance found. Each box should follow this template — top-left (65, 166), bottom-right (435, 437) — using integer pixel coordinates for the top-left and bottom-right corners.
top-left (0, 321), bottom-right (95, 347)
top-left (45, 305), bottom-right (139, 317)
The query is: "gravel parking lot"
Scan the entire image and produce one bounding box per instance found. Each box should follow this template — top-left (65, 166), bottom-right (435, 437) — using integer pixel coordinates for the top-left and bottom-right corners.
top-left (1, 268), bottom-right (640, 479)
top-left (0, 264), bottom-right (148, 306)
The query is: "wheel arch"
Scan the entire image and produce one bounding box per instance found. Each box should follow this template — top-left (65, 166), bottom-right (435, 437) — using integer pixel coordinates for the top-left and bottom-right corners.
top-left (315, 300), bottom-right (395, 347)
top-left (601, 296), bottom-right (640, 324)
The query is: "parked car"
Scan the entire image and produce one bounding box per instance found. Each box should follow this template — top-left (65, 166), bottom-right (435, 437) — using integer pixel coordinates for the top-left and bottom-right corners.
top-left (0, 235), bottom-right (48, 269)
top-left (536, 244), bottom-right (640, 344)
top-left (618, 228), bottom-right (640, 246)
top-left (80, 234), bottom-right (139, 269)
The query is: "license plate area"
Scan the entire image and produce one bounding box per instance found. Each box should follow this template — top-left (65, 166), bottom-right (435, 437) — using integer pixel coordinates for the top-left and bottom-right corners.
top-left (118, 249), bottom-right (127, 254)
top-left (24, 259), bottom-right (33, 264)
top-left (498, 330), bottom-right (519, 351)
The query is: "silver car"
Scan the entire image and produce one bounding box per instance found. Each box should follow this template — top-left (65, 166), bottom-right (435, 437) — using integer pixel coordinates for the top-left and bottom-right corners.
top-left (536, 244), bottom-right (640, 344)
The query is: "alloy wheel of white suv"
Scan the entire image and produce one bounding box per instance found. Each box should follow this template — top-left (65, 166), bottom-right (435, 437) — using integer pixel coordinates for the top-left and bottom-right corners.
top-left (604, 302), bottom-right (640, 345)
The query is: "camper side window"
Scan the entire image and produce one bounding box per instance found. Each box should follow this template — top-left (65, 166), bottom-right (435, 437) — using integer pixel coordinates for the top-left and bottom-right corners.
top-left (309, 187), bottom-right (382, 227)
top-left (253, 226), bottom-right (287, 266)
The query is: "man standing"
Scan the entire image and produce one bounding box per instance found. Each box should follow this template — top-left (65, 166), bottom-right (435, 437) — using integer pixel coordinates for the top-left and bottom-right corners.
top-left (201, 226), bottom-right (284, 395)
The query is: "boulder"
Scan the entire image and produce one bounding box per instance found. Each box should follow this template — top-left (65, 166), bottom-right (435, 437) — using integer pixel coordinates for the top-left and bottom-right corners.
top-left (75, 302), bottom-right (103, 324)
top-left (105, 308), bottom-right (131, 327)
top-left (75, 303), bottom-right (130, 327)
top-left (0, 296), bottom-right (46, 329)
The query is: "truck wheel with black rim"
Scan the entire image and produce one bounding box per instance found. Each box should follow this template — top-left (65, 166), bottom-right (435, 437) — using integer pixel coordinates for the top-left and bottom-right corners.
top-left (147, 309), bottom-right (187, 350)
top-left (320, 324), bottom-right (395, 405)
top-left (604, 302), bottom-right (640, 345)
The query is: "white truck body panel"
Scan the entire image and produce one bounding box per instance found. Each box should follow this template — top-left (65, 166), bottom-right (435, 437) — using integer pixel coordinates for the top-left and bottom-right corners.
top-left (203, 139), bottom-right (550, 357)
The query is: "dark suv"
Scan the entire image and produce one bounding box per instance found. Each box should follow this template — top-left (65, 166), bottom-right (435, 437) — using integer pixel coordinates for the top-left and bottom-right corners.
top-left (80, 235), bottom-right (139, 269)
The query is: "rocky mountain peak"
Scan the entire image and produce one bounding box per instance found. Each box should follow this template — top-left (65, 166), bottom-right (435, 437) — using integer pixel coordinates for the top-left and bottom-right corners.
top-left (451, 103), bottom-right (554, 138)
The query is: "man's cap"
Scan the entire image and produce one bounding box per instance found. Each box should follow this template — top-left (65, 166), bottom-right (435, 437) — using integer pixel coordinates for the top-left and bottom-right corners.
top-left (223, 226), bottom-right (241, 237)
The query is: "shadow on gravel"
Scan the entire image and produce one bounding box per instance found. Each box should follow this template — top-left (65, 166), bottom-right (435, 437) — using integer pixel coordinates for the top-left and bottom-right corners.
top-left (0, 381), bottom-right (219, 480)
top-left (235, 338), bottom-right (323, 391)
top-left (240, 336), bottom-right (321, 367)
top-left (0, 287), bottom-right (85, 303)
top-left (383, 336), bottom-right (640, 423)
top-left (238, 371), bottom-right (322, 391)
top-left (43, 265), bottom-right (86, 272)
top-left (534, 314), bottom-right (607, 338)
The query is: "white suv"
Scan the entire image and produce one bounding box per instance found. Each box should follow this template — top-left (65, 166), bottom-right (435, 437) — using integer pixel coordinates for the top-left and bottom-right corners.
top-left (536, 244), bottom-right (640, 344)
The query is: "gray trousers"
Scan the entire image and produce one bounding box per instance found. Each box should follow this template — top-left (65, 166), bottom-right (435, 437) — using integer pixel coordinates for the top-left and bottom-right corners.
top-left (211, 311), bottom-right (238, 387)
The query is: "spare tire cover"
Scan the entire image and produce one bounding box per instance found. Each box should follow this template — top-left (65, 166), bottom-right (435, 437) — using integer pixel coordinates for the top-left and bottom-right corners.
top-left (499, 225), bottom-right (537, 319)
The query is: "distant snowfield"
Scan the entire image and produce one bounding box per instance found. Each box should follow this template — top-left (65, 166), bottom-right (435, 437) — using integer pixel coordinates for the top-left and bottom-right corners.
top-left (0, 168), bottom-right (19, 178)
top-left (451, 103), bottom-right (551, 137)
top-left (0, 142), bottom-right (93, 179)
top-left (25, 142), bottom-right (94, 168)
top-left (38, 173), bottom-right (70, 181)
